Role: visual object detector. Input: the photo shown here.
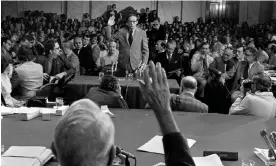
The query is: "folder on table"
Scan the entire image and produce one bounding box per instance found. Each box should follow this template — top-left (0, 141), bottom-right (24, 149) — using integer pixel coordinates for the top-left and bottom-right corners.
top-left (1, 146), bottom-right (54, 166)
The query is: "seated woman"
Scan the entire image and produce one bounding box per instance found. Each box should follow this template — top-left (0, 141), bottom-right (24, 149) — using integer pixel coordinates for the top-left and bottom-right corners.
top-left (15, 47), bottom-right (43, 100)
top-left (85, 75), bottom-right (128, 108)
top-left (1, 57), bottom-right (24, 107)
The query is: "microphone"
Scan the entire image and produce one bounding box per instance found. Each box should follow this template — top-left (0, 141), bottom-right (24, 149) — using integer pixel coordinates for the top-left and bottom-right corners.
top-left (115, 146), bottom-right (136, 159)
top-left (260, 129), bottom-right (276, 159)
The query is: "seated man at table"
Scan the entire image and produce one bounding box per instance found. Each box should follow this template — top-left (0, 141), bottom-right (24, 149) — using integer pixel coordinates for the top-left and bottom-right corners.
top-left (35, 39), bottom-right (76, 84)
top-left (170, 76), bottom-right (208, 113)
top-left (52, 62), bottom-right (195, 166)
top-left (229, 73), bottom-right (276, 119)
top-left (85, 75), bottom-right (128, 108)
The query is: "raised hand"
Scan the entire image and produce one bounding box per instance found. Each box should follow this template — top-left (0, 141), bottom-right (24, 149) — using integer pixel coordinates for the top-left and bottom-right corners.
top-left (139, 61), bottom-right (171, 112)
top-left (107, 15), bottom-right (116, 26)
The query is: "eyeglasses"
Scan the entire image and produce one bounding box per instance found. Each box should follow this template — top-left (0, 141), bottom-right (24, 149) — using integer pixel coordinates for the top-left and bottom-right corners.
top-left (153, 24), bottom-right (158, 26)
top-left (128, 20), bottom-right (137, 23)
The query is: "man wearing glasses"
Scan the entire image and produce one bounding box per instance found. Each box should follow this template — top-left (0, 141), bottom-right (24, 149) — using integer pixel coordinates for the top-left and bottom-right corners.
top-left (35, 40), bottom-right (75, 84)
top-left (105, 13), bottom-right (149, 77)
top-left (231, 47), bottom-right (264, 102)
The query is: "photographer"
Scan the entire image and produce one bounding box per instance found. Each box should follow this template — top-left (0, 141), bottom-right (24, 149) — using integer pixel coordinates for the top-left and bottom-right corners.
top-left (229, 73), bottom-right (276, 119)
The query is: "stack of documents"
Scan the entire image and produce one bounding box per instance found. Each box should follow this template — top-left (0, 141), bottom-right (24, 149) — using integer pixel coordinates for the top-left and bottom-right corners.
top-left (254, 148), bottom-right (276, 165)
top-left (2, 146), bottom-right (53, 166)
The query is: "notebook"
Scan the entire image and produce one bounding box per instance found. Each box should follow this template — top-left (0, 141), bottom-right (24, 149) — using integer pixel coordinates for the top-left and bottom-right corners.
top-left (2, 146), bottom-right (54, 166)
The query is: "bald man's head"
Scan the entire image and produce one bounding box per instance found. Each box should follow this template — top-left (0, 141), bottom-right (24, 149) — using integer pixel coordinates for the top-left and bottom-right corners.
top-left (54, 99), bottom-right (115, 166)
top-left (180, 76), bottom-right (197, 94)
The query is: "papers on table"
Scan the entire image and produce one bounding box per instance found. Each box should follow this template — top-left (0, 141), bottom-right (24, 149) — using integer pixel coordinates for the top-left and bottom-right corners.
top-left (2, 146), bottom-right (54, 166)
top-left (152, 154), bottom-right (224, 166)
top-left (254, 148), bottom-right (276, 165)
top-left (138, 135), bottom-right (196, 154)
top-left (1, 106), bottom-right (70, 121)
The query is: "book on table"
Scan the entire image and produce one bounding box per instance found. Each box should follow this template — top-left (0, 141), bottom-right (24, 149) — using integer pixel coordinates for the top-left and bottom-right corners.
top-left (1, 146), bottom-right (54, 166)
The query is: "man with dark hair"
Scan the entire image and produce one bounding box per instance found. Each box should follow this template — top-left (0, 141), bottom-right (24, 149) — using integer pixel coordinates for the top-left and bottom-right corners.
top-left (170, 76), bottom-right (208, 113)
top-left (78, 34), bottom-right (97, 75)
top-left (147, 17), bottom-right (166, 62)
top-left (231, 47), bottom-right (264, 102)
top-left (105, 13), bottom-right (149, 77)
top-left (229, 73), bottom-right (276, 118)
top-left (155, 40), bottom-right (183, 83)
top-left (191, 42), bottom-right (214, 98)
top-left (35, 40), bottom-right (76, 83)
top-left (1, 37), bottom-right (13, 63)
top-left (85, 75), bottom-right (128, 108)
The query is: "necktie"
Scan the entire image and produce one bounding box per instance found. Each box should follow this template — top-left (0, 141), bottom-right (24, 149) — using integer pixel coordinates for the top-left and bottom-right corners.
top-left (243, 63), bottom-right (249, 79)
top-left (129, 30), bottom-right (133, 46)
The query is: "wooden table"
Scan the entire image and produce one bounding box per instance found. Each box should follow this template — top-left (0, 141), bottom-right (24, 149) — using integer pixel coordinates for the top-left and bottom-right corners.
top-left (2, 109), bottom-right (275, 166)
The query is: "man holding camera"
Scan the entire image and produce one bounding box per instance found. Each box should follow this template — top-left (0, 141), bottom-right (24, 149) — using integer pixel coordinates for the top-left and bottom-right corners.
top-left (231, 47), bottom-right (264, 102)
top-left (229, 73), bottom-right (276, 119)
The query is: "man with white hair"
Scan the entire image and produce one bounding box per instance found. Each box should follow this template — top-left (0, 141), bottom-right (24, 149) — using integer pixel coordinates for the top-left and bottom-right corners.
top-left (52, 61), bottom-right (196, 166)
top-left (53, 99), bottom-right (115, 166)
top-left (170, 76), bottom-right (208, 113)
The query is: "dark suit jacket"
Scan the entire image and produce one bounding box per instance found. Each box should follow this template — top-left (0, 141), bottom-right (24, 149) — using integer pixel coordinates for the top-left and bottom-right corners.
top-left (35, 54), bottom-right (76, 76)
top-left (170, 92), bottom-right (208, 113)
top-left (78, 45), bottom-right (96, 73)
top-left (155, 51), bottom-right (182, 74)
top-left (85, 87), bottom-right (128, 108)
top-left (73, 48), bottom-right (81, 57)
top-left (105, 26), bottom-right (149, 71)
top-left (209, 56), bottom-right (235, 79)
top-left (163, 132), bottom-right (196, 166)
top-left (232, 61), bottom-right (264, 91)
top-left (146, 25), bottom-right (166, 46)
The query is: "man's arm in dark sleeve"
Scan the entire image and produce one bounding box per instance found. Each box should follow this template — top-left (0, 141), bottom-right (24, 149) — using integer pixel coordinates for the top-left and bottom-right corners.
top-left (163, 132), bottom-right (195, 166)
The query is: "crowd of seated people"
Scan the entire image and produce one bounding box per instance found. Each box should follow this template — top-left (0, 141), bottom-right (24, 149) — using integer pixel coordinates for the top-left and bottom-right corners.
top-left (1, 6), bottom-right (276, 118)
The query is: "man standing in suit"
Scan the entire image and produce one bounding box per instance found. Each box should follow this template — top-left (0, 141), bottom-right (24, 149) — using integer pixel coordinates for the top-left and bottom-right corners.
top-left (231, 47), bottom-right (264, 102)
top-left (105, 14), bottom-right (149, 77)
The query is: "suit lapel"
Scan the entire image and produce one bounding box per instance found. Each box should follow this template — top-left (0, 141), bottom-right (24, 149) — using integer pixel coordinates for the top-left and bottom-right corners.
top-left (125, 29), bottom-right (130, 46)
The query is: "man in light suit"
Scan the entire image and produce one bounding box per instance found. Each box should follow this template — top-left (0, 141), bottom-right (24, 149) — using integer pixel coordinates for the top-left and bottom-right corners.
top-left (231, 47), bottom-right (264, 102)
top-left (105, 14), bottom-right (149, 77)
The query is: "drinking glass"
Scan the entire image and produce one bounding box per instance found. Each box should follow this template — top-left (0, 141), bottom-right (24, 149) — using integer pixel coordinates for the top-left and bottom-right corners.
top-left (56, 97), bottom-right (64, 108)
top-left (99, 72), bottom-right (104, 79)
